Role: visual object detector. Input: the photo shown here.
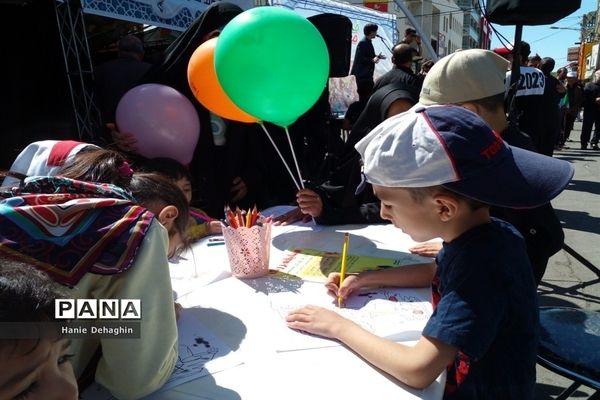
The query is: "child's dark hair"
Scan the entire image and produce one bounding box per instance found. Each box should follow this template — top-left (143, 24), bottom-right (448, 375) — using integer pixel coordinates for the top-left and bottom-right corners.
top-left (57, 148), bottom-right (133, 189)
top-left (137, 157), bottom-right (192, 182)
top-left (129, 173), bottom-right (190, 241)
top-left (0, 256), bottom-right (67, 351)
top-left (0, 256), bottom-right (66, 323)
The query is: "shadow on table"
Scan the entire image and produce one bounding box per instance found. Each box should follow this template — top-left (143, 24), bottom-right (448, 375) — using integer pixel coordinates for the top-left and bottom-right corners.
top-left (271, 230), bottom-right (429, 277)
top-left (185, 307), bottom-right (246, 352)
top-left (169, 308), bottom-right (245, 399)
top-left (240, 270), bottom-right (305, 295)
top-left (271, 230), bottom-right (377, 253)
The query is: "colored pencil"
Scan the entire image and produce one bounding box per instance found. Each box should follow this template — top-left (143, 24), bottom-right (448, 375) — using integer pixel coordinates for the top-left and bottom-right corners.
top-left (338, 233), bottom-right (350, 308)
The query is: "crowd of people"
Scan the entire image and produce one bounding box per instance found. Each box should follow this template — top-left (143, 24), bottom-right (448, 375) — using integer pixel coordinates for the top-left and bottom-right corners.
top-left (492, 42), bottom-right (590, 152)
top-left (0, 4), bottom-right (580, 400)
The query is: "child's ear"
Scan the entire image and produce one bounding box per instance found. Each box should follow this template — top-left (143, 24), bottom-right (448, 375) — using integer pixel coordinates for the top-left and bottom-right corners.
top-left (433, 193), bottom-right (459, 222)
top-left (157, 205), bottom-right (179, 229)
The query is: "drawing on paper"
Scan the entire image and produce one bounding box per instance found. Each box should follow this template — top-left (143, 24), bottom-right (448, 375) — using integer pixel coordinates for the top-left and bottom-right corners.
top-left (338, 289), bottom-right (431, 335)
top-left (269, 285), bottom-right (432, 351)
top-left (80, 310), bottom-right (244, 399)
top-left (174, 336), bottom-right (218, 378)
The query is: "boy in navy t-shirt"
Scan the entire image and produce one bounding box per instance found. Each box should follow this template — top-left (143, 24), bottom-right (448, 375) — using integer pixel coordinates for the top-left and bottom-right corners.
top-left (286, 105), bottom-right (574, 398)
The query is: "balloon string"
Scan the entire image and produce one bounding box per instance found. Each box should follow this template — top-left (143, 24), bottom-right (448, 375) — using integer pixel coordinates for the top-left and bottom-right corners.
top-left (284, 126), bottom-right (316, 225)
top-left (259, 123), bottom-right (301, 191)
top-left (284, 127), bottom-right (305, 190)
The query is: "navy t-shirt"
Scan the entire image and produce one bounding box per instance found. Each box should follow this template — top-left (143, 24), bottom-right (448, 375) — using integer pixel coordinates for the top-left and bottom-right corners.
top-left (422, 218), bottom-right (539, 399)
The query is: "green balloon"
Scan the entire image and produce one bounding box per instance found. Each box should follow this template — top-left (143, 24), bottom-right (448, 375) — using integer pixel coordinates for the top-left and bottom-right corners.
top-left (215, 7), bottom-right (330, 127)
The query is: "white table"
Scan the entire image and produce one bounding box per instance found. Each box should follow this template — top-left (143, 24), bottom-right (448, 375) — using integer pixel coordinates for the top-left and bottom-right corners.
top-left (155, 217), bottom-right (445, 400)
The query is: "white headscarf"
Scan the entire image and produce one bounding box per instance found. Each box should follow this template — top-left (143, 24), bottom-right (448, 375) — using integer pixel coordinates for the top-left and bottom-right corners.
top-left (3, 140), bottom-right (99, 188)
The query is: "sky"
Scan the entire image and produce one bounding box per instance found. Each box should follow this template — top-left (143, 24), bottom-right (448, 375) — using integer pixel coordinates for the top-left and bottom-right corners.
top-left (489, 0), bottom-right (596, 68)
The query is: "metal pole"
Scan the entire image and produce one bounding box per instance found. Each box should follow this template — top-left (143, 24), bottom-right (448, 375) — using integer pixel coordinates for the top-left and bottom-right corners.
top-left (507, 24), bottom-right (522, 130)
top-left (53, 0), bottom-right (102, 142)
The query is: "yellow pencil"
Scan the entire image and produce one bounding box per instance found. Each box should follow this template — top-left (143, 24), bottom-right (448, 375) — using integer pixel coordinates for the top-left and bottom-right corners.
top-left (245, 208), bottom-right (252, 228)
top-left (338, 233), bottom-right (350, 308)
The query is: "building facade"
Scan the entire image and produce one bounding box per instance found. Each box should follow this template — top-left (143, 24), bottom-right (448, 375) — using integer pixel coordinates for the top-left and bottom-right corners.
top-left (455, 0), bottom-right (481, 49)
top-left (431, 0), bottom-right (464, 57)
top-left (347, 0), bottom-right (483, 58)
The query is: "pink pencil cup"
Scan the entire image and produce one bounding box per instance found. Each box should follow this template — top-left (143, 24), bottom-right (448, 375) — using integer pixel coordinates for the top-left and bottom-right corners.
top-left (221, 223), bottom-right (272, 278)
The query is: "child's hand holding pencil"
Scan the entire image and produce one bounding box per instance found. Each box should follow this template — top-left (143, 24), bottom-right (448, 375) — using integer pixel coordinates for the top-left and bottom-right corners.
top-left (337, 233), bottom-right (349, 307)
top-left (326, 272), bottom-right (361, 304)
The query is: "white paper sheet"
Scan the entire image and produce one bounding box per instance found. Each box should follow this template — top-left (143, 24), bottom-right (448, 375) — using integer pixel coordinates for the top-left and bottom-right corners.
top-left (269, 282), bottom-right (432, 351)
top-left (169, 241), bottom-right (232, 300)
top-left (80, 309), bottom-right (244, 399)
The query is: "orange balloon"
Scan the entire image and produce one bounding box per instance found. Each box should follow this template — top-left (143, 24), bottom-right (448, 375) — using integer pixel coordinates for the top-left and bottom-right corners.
top-left (187, 38), bottom-right (258, 123)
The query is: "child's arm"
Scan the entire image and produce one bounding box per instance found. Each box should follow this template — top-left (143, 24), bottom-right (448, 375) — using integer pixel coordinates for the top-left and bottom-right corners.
top-left (188, 208), bottom-right (222, 240)
top-left (93, 221), bottom-right (178, 398)
top-left (409, 240), bottom-right (443, 258)
top-left (286, 306), bottom-right (455, 388)
top-left (325, 261), bottom-right (436, 300)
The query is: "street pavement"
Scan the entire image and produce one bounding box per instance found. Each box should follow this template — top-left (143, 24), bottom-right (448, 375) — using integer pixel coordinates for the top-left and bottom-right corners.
top-left (535, 121), bottom-right (600, 399)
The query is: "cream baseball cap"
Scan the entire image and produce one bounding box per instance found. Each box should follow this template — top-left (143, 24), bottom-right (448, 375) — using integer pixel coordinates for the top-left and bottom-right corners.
top-left (419, 49), bottom-right (510, 105)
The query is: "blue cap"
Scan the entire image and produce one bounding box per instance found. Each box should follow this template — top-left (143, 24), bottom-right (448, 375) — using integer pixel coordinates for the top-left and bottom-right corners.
top-left (355, 105), bottom-right (574, 209)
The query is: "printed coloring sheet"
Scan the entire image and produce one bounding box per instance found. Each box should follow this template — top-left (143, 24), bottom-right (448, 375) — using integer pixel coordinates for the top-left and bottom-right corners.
top-left (81, 309), bottom-right (243, 399)
top-left (269, 282), bottom-right (432, 351)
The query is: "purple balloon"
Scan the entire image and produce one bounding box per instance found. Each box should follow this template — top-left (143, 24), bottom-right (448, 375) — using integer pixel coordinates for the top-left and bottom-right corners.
top-left (116, 84), bottom-right (200, 164)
